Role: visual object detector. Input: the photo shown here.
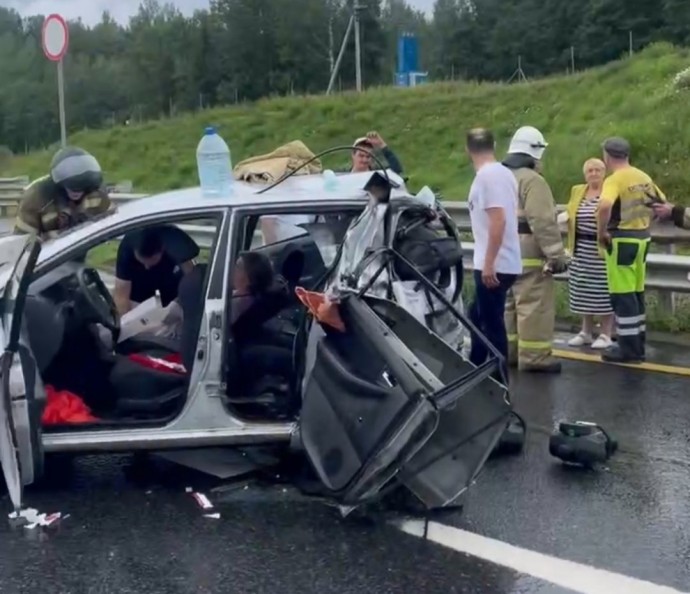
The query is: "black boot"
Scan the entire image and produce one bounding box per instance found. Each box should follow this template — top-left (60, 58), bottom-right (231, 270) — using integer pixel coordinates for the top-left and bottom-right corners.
top-left (601, 343), bottom-right (643, 364)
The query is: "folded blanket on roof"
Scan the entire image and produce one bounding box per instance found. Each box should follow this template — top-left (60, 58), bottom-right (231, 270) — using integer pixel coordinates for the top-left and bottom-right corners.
top-left (233, 140), bottom-right (322, 184)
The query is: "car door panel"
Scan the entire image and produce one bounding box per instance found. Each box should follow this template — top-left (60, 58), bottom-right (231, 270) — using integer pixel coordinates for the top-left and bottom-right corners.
top-left (0, 348), bottom-right (22, 511)
top-left (0, 236), bottom-right (43, 512)
top-left (300, 293), bottom-right (511, 510)
top-left (300, 294), bottom-right (440, 505)
top-left (366, 296), bottom-right (510, 507)
top-left (301, 334), bottom-right (434, 493)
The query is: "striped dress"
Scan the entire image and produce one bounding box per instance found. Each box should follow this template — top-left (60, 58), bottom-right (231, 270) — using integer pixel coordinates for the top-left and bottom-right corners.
top-left (568, 195), bottom-right (613, 315)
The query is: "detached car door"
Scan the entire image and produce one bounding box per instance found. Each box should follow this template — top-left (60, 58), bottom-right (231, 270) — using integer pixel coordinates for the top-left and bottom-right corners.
top-left (0, 235), bottom-right (43, 512)
top-left (299, 292), bottom-right (512, 511)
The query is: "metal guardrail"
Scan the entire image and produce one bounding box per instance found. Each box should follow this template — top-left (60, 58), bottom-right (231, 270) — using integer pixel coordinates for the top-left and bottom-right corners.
top-left (2, 183), bottom-right (690, 298)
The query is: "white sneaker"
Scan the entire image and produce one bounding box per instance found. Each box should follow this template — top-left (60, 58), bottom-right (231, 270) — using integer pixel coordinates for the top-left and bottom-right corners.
top-left (591, 334), bottom-right (613, 349)
top-left (568, 332), bottom-right (592, 347)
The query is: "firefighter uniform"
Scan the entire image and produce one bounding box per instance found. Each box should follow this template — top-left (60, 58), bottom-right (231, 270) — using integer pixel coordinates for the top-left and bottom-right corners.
top-left (503, 127), bottom-right (567, 373)
top-left (598, 163), bottom-right (665, 363)
top-left (14, 176), bottom-right (112, 239)
top-left (14, 146), bottom-right (112, 240)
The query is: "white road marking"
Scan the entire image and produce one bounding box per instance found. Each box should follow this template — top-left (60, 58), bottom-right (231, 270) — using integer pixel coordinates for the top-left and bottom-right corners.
top-left (396, 520), bottom-right (689, 594)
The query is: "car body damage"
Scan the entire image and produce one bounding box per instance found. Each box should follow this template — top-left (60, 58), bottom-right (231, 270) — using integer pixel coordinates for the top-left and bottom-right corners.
top-left (0, 168), bottom-right (513, 517)
top-left (328, 194), bottom-right (469, 351)
top-left (298, 183), bottom-right (513, 512)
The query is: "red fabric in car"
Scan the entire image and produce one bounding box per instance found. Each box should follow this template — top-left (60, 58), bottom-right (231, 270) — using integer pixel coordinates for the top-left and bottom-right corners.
top-left (42, 385), bottom-right (99, 425)
top-left (128, 353), bottom-right (186, 375)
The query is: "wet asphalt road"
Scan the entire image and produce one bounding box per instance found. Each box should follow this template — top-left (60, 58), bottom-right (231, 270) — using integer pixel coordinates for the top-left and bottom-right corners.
top-left (1, 356), bottom-right (689, 593)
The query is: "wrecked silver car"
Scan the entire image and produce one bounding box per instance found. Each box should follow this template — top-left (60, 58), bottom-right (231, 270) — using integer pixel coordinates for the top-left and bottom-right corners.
top-left (0, 169), bottom-right (511, 517)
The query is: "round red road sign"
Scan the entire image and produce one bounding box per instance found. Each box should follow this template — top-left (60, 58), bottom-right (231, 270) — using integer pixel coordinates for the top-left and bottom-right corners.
top-left (42, 14), bottom-right (69, 62)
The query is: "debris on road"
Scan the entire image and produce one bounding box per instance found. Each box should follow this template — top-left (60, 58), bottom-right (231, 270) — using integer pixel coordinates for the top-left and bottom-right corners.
top-left (8, 507), bottom-right (65, 530)
top-left (191, 491), bottom-right (214, 510)
top-left (203, 513), bottom-right (221, 519)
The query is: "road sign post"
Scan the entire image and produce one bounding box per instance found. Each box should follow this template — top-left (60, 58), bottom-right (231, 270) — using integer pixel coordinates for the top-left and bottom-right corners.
top-left (42, 14), bottom-right (69, 147)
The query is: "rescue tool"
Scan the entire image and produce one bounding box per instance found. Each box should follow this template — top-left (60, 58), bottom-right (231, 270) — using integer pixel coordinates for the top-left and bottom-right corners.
top-left (548, 421), bottom-right (618, 468)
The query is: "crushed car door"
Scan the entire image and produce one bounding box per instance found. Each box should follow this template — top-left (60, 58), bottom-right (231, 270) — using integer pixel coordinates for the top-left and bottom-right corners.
top-left (298, 291), bottom-right (512, 510)
top-left (0, 235), bottom-right (43, 512)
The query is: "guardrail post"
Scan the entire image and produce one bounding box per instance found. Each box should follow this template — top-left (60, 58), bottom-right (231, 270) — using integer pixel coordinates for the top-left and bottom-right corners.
top-left (658, 244), bottom-right (677, 314)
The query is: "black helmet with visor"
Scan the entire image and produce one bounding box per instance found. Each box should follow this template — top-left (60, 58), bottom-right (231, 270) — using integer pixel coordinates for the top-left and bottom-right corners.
top-left (50, 146), bottom-right (104, 195)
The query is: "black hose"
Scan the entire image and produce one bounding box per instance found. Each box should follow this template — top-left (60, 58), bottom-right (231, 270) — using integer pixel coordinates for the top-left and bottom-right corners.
top-left (255, 145), bottom-right (392, 194)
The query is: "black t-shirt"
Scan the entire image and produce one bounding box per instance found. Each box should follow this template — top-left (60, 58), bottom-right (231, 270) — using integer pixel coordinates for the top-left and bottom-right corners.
top-left (116, 225), bottom-right (199, 306)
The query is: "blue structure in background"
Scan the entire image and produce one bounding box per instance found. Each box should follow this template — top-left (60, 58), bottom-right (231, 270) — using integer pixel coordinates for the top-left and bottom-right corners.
top-left (395, 32), bottom-right (428, 87)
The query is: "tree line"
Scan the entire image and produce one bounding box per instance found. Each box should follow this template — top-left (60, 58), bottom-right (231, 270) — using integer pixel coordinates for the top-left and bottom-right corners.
top-left (0, 0), bottom-right (688, 154)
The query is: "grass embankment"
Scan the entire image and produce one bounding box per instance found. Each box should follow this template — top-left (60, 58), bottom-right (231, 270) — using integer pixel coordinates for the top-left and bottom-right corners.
top-left (9, 42), bottom-right (690, 332)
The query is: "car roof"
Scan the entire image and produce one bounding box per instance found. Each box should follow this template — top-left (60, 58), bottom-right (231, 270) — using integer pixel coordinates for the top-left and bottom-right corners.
top-left (119, 169), bottom-right (408, 215)
top-left (33, 169), bottom-right (410, 262)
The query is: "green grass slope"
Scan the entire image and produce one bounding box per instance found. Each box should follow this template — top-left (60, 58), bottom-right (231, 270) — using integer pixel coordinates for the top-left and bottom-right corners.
top-left (7, 43), bottom-right (690, 203)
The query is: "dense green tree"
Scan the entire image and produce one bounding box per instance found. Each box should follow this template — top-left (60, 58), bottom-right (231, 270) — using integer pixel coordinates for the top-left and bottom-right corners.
top-left (0, 0), bottom-right (687, 153)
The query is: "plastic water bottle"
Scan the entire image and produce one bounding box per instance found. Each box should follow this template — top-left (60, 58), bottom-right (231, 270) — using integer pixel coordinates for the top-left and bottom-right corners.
top-left (196, 126), bottom-right (233, 197)
top-left (323, 169), bottom-right (337, 192)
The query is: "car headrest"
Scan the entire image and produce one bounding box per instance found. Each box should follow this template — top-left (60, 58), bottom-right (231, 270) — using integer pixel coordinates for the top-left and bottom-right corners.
top-left (232, 278), bottom-right (291, 342)
top-left (281, 249), bottom-right (305, 286)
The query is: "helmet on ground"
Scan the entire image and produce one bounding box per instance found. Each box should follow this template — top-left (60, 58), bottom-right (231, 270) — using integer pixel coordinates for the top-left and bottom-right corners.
top-left (507, 126), bottom-right (548, 160)
top-left (50, 146), bottom-right (103, 194)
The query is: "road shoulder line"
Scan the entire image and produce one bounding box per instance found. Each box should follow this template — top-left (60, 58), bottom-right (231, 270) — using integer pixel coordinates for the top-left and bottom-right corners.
top-left (552, 348), bottom-right (690, 377)
top-left (395, 520), bottom-right (688, 594)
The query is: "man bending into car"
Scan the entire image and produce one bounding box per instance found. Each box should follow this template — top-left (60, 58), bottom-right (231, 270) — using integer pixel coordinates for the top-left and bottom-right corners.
top-left (114, 225), bottom-right (199, 316)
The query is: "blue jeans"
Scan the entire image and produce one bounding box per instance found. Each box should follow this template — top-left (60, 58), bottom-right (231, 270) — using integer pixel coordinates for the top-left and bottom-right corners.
top-left (469, 269), bottom-right (517, 370)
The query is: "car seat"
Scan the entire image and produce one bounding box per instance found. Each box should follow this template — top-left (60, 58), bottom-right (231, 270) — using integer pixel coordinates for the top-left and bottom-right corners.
top-left (106, 264), bottom-right (209, 417)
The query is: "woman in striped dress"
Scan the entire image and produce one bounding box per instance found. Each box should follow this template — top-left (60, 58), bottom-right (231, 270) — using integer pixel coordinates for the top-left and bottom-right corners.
top-left (564, 158), bottom-right (614, 349)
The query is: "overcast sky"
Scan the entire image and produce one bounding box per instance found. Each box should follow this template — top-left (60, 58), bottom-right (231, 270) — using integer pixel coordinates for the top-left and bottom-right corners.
top-left (1, 0), bottom-right (434, 26)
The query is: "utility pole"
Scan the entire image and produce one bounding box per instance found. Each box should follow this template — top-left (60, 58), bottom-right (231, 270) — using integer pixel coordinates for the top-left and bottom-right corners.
top-left (326, 2), bottom-right (365, 95)
top-left (570, 46), bottom-right (575, 74)
top-left (507, 55), bottom-right (527, 83)
top-left (328, 14), bottom-right (334, 75)
top-left (354, 1), bottom-right (363, 92)
top-left (629, 30), bottom-right (633, 57)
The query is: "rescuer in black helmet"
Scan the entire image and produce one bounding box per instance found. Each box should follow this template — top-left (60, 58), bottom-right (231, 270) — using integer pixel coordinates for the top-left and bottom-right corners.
top-left (14, 146), bottom-right (114, 239)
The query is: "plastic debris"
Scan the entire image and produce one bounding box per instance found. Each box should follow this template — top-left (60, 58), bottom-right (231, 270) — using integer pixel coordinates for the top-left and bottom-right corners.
top-left (204, 513), bottom-right (221, 519)
top-left (191, 492), bottom-right (214, 510)
top-left (8, 508), bottom-right (63, 529)
top-left (185, 486), bottom-right (193, 493)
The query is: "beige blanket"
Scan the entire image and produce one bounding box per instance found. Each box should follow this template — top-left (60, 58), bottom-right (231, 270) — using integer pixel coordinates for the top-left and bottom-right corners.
top-left (233, 140), bottom-right (322, 183)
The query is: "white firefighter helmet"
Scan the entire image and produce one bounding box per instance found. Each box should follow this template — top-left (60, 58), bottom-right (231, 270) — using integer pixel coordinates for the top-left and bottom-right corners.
top-left (507, 126), bottom-right (548, 160)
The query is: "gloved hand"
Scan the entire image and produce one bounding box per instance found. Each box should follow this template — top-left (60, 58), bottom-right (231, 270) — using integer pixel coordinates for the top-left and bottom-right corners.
top-left (544, 255), bottom-right (570, 275)
top-left (161, 300), bottom-right (183, 325)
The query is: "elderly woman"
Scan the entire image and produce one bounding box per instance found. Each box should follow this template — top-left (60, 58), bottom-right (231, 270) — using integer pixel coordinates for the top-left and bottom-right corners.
top-left (563, 158), bottom-right (614, 348)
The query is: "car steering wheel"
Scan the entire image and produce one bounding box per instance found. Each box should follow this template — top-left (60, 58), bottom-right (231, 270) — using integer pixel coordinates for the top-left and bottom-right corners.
top-left (76, 267), bottom-right (120, 333)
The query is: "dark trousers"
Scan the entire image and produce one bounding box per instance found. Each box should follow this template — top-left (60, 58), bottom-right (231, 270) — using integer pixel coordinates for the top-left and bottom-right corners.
top-left (469, 270), bottom-right (517, 373)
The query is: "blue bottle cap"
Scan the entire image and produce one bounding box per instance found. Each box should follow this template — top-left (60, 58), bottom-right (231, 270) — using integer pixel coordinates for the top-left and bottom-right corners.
top-left (204, 126), bottom-right (216, 135)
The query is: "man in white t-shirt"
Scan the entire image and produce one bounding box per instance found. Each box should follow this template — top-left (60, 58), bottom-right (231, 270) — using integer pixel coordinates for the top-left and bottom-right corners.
top-left (466, 128), bottom-right (522, 373)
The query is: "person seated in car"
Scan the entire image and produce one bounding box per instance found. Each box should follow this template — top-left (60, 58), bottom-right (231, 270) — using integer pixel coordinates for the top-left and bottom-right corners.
top-left (114, 225), bottom-right (199, 317)
top-left (231, 251), bottom-right (275, 325)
